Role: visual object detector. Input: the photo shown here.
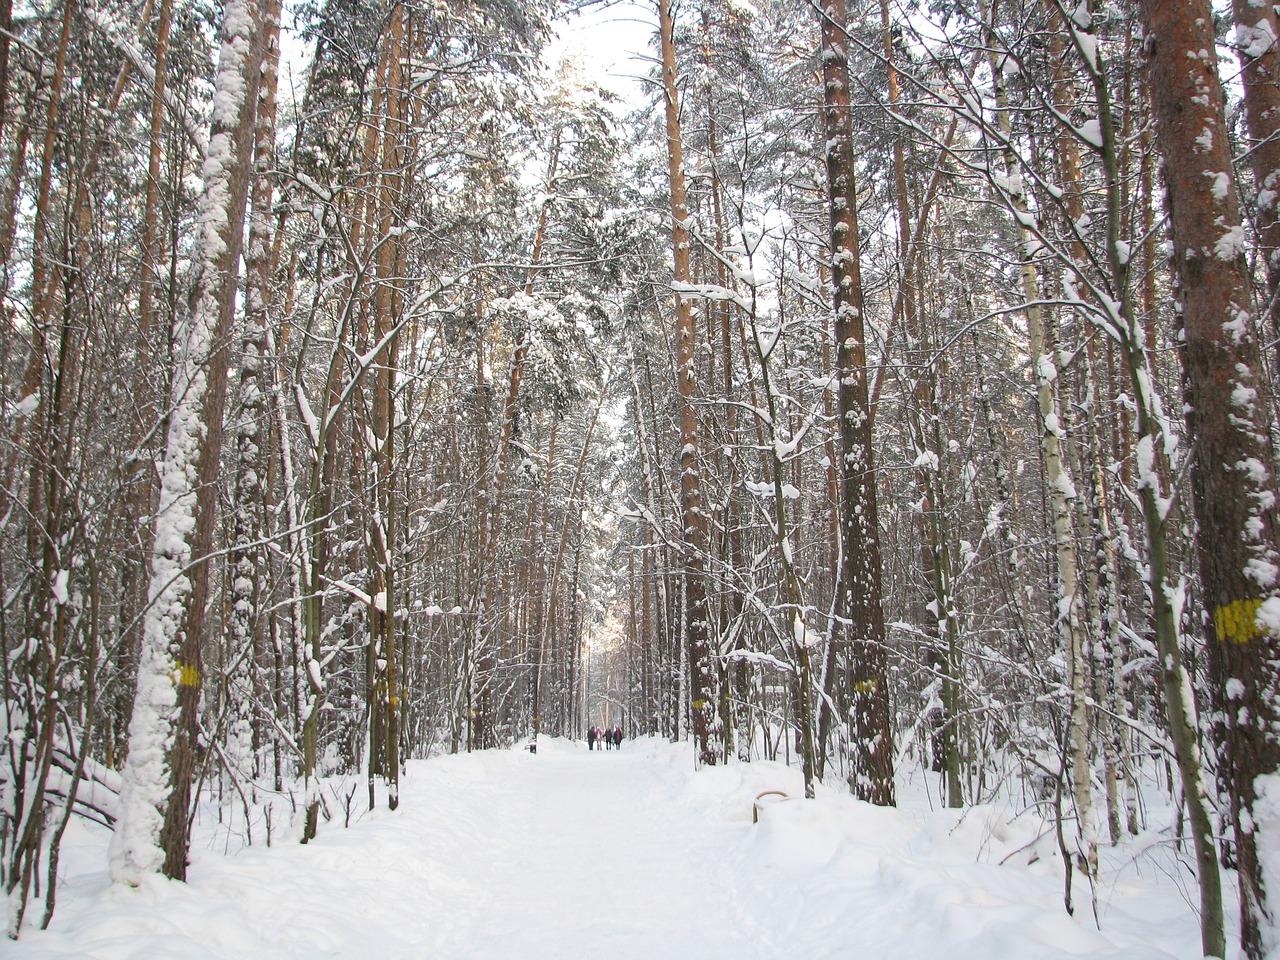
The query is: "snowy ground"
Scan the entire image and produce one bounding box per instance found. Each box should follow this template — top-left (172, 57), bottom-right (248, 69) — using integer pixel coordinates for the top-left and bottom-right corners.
top-left (12, 737), bottom-right (1218, 958)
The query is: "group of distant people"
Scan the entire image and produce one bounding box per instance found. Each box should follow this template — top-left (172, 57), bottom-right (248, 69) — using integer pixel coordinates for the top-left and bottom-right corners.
top-left (587, 726), bottom-right (622, 750)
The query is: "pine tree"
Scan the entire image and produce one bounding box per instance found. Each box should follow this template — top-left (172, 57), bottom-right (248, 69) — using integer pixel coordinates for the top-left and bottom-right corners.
top-left (1139, 1), bottom-right (1280, 955)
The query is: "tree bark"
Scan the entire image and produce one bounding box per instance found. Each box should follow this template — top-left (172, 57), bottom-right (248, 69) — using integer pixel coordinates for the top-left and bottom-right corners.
top-left (980, 0), bottom-right (1091, 875)
top-left (228, 0), bottom-right (282, 788)
top-left (819, 0), bottom-right (894, 805)
top-left (1233, 0), bottom-right (1280, 380)
top-left (658, 0), bottom-right (716, 766)
top-left (110, 0), bottom-right (264, 885)
top-left (369, 1), bottom-right (407, 811)
top-left (1139, 2), bottom-right (1280, 955)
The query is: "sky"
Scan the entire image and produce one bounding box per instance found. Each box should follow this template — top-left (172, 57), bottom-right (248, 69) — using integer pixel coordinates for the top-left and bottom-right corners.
top-left (543, 1), bottom-right (658, 110)
top-left (272, 2), bottom-right (660, 129)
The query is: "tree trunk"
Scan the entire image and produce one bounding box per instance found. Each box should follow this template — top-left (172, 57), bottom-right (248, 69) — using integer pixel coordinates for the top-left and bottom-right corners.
top-left (369, 1), bottom-right (407, 811)
top-left (657, 0), bottom-right (716, 766)
top-left (981, 0), bottom-right (1091, 878)
top-left (1140, 2), bottom-right (1280, 956)
top-left (110, 0), bottom-right (264, 885)
top-left (228, 0), bottom-right (282, 789)
top-left (1233, 0), bottom-right (1280, 380)
top-left (819, 0), bottom-right (894, 805)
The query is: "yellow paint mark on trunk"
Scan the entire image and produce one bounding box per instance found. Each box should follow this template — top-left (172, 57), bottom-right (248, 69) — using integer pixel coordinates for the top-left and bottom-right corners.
top-left (1215, 598), bottom-right (1264, 643)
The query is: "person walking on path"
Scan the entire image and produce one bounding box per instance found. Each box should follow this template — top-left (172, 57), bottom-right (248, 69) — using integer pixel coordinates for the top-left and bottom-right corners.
top-left (613, 727), bottom-right (622, 749)
top-left (587, 727), bottom-right (597, 751)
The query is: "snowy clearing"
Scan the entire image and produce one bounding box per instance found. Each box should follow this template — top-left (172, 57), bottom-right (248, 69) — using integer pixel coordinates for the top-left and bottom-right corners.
top-left (12, 738), bottom-right (1213, 959)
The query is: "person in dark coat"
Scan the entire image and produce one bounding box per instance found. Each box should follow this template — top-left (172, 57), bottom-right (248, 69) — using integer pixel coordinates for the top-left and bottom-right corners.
top-left (587, 727), bottom-right (597, 751)
top-left (613, 726), bottom-right (622, 749)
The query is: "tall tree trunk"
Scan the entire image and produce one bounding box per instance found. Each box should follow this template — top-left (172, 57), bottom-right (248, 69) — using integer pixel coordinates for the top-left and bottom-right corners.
top-left (529, 420), bottom-right (557, 739)
top-left (1140, 2), bottom-right (1280, 956)
top-left (113, 0), bottom-right (177, 782)
top-left (1047, 20), bottom-right (1107, 891)
top-left (228, 0), bottom-right (282, 789)
top-left (981, 0), bottom-right (1091, 879)
top-left (1233, 0), bottom-right (1280, 380)
top-left (110, 0), bottom-right (264, 885)
top-left (819, 0), bottom-right (894, 805)
top-left (657, 0), bottom-right (715, 766)
top-left (299, 246), bottom-right (350, 840)
top-left (5, 177), bottom-right (85, 938)
top-left (0, 0), bottom-right (11, 141)
top-left (369, 1), bottom-right (407, 810)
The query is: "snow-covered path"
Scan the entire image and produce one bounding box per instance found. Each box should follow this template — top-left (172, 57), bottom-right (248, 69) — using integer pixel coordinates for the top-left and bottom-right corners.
top-left (12, 737), bottom-right (1216, 959)
top-left (412, 742), bottom-right (784, 959)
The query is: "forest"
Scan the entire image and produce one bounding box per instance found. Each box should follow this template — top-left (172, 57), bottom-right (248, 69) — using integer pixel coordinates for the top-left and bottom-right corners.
top-left (2, 0), bottom-right (1279, 956)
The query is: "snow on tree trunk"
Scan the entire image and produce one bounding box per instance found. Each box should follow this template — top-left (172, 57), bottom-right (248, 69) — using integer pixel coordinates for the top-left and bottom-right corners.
top-left (979, 0), bottom-right (1092, 884)
top-left (109, 0), bottom-right (263, 886)
top-left (227, 0), bottom-right (281, 791)
top-left (367, 2), bottom-right (406, 809)
top-left (820, 0), bottom-right (894, 806)
top-left (1059, 4), bottom-right (1226, 951)
top-left (657, 0), bottom-right (716, 767)
top-left (1233, 0), bottom-right (1280, 382)
top-left (1139, 1), bottom-right (1280, 956)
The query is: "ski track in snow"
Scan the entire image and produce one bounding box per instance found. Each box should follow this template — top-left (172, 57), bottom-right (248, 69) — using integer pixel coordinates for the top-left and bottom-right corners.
top-left (11, 737), bottom-right (1210, 959)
